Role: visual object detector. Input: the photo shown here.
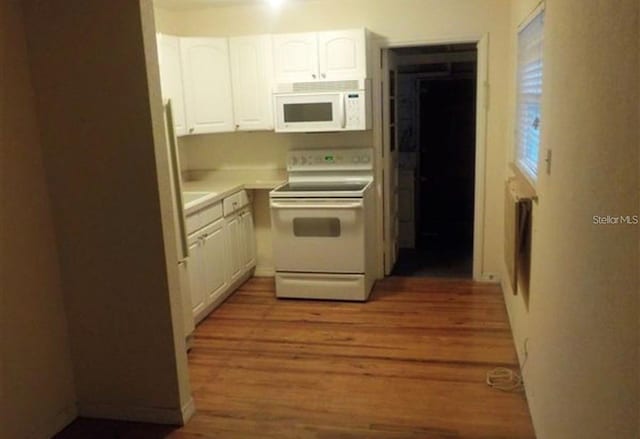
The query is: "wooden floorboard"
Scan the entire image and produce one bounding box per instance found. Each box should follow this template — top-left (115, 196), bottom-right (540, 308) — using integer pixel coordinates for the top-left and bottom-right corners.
top-left (55, 276), bottom-right (536, 439)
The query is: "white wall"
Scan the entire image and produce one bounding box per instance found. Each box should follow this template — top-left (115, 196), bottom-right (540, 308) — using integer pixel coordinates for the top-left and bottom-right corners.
top-left (502, 1), bottom-right (639, 438)
top-left (155, 0), bottom-right (512, 278)
top-left (0, 2), bottom-right (77, 438)
top-left (21, 0), bottom-right (191, 424)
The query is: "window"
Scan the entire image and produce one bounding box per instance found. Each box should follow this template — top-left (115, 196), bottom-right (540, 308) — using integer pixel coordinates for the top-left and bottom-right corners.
top-left (516, 7), bottom-right (544, 183)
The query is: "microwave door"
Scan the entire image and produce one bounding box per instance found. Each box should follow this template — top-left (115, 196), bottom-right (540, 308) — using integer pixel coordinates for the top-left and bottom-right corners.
top-left (275, 93), bottom-right (342, 132)
top-left (283, 102), bottom-right (333, 124)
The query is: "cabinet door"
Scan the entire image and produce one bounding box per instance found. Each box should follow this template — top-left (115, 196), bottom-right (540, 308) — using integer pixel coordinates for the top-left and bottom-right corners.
top-left (318, 29), bottom-right (367, 80)
top-left (187, 235), bottom-right (206, 317)
top-left (201, 220), bottom-right (228, 304)
top-left (181, 37), bottom-right (235, 134)
top-left (272, 32), bottom-right (319, 83)
top-left (157, 34), bottom-right (188, 136)
top-left (241, 209), bottom-right (256, 269)
top-left (226, 215), bottom-right (243, 283)
top-left (229, 35), bottom-right (274, 131)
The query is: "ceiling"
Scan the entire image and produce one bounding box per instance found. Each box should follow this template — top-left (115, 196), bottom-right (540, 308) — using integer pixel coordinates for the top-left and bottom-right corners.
top-left (154, 0), bottom-right (309, 10)
top-left (155, 0), bottom-right (259, 9)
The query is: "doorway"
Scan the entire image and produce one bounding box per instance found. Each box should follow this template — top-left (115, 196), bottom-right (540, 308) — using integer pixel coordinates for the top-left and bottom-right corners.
top-left (386, 44), bottom-right (479, 278)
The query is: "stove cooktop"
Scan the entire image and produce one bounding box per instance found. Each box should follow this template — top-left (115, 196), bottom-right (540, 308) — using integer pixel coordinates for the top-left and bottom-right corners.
top-left (270, 180), bottom-right (372, 198)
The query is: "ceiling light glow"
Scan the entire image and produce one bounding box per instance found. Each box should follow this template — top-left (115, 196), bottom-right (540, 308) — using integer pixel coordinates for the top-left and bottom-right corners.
top-left (267, 0), bottom-right (284, 8)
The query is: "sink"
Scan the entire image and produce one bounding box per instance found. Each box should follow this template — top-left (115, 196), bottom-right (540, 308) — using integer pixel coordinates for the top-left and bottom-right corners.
top-left (183, 191), bottom-right (212, 204)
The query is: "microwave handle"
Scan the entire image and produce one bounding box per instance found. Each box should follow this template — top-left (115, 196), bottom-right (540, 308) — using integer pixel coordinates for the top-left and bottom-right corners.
top-left (340, 94), bottom-right (346, 129)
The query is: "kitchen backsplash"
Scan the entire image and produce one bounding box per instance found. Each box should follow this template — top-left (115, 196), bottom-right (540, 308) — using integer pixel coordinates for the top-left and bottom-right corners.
top-left (178, 131), bottom-right (373, 171)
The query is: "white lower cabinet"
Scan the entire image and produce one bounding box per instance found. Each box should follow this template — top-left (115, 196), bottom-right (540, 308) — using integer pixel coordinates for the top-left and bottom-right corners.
top-left (188, 218), bottom-right (228, 322)
top-left (201, 219), bottom-right (229, 305)
top-left (187, 233), bottom-right (206, 318)
top-left (185, 191), bottom-right (256, 325)
top-left (225, 205), bottom-right (256, 283)
top-left (226, 214), bottom-right (243, 283)
top-left (240, 209), bottom-right (256, 269)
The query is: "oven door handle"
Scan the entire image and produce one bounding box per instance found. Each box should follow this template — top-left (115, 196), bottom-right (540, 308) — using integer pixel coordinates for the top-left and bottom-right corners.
top-left (271, 201), bottom-right (363, 210)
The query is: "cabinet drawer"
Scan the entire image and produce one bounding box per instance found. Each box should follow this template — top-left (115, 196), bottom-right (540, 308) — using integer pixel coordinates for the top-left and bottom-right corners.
top-left (200, 202), bottom-right (223, 226)
top-left (223, 190), bottom-right (249, 216)
top-left (186, 201), bottom-right (223, 235)
top-left (186, 212), bottom-right (203, 236)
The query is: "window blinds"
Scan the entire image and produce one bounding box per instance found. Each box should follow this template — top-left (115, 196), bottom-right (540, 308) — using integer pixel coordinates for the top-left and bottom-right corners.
top-left (516, 9), bottom-right (544, 181)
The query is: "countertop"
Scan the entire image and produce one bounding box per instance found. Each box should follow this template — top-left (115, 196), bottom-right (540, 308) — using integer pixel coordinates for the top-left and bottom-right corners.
top-left (181, 168), bottom-right (287, 214)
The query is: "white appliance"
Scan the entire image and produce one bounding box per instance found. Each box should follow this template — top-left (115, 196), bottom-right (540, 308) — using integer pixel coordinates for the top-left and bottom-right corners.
top-left (273, 79), bottom-right (372, 133)
top-left (163, 100), bottom-right (195, 339)
top-left (269, 148), bottom-right (376, 301)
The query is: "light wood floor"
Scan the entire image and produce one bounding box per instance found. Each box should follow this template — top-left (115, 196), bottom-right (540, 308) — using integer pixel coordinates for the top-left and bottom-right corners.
top-left (56, 277), bottom-right (535, 439)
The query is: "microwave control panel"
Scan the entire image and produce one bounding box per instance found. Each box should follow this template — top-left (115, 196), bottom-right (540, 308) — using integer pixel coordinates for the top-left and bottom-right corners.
top-left (345, 92), bottom-right (365, 129)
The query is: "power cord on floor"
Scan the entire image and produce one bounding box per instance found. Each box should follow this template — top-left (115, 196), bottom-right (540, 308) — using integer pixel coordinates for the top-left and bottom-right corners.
top-left (486, 342), bottom-right (527, 393)
top-left (486, 367), bottom-right (524, 392)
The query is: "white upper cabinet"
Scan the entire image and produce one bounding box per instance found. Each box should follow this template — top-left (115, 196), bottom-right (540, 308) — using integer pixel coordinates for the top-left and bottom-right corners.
top-left (180, 37), bottom-right (234, 134)
top-left (272, 32), bottom-right (320, 83)
top-left (157, 34), bottom-right (188, 136)
top-left (273, 29), bottom-right (367, 83)
top-left (318, 29), bottom-right (367, 81)
top-left (229, 35), bottom-right (274, 131)
top-left (156, 29), bottom-right (368, 136)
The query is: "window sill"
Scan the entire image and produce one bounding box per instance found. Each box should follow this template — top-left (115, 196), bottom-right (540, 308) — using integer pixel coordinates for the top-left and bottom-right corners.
top-left (509, 162), bottom-right (538, 202)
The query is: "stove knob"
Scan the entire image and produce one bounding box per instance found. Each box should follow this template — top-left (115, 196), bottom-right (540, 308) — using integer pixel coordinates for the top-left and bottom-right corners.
top-left (291, 157), bottom-right (298, 166)
top-left (300, 156), bottom-right (307, 165)
top-left (362, 155), bottom-right (370, 163)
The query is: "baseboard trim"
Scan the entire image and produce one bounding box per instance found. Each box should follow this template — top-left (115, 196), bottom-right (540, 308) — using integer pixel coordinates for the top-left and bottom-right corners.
top-left (78, 401), bottom-right (187, 425)
top-left (180, 397), bottom-right (196, 424)
top-left (254, 266), bottom-right (275, 277)
top-left (30, 402), bottom-right (77, 439)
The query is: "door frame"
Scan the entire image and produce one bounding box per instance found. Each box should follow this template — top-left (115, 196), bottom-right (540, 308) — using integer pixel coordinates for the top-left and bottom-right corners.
top-left (381, 49), bottom-right (399, 275)
top-left (372, 34), bottom-right (489, 280)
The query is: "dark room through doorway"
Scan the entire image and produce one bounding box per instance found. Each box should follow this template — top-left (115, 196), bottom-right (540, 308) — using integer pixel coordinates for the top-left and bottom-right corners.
top-left (391, 44), bottom-right (478, 278)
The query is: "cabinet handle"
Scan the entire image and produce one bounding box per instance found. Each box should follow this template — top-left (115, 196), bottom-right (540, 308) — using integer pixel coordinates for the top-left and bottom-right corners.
top-left (321, 73), bottom-right (326, 79)
top-left (235, 124), bottom-right (240, 130)
top-left (312, 74), bottom-right (316, 79)
top-left (189, 127), bottom-right (195, 133)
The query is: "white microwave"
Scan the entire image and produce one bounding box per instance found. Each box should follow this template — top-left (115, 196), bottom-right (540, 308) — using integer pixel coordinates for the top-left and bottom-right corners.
top-left (273, 79), bottom-right (372, 133)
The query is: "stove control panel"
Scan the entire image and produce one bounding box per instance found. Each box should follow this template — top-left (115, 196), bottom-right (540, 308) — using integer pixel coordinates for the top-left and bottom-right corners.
top-left (288, 148), bottom-right (373, 171)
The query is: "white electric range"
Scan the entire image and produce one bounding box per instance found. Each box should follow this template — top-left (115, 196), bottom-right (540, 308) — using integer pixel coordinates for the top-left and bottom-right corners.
top-left (269, 148), bottom-right (376, 301)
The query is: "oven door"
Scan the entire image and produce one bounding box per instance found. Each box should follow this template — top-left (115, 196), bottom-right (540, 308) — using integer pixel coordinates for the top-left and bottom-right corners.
top-left (270, 198), bottom-right (365, 273)
top-left (274, 92), bottom-right (345, 133)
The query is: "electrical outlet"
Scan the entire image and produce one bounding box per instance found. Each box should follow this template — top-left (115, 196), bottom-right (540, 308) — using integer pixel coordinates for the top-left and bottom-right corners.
top-left (544, 149), bottom-right (552, 175)
top-left (522, 337), bottom-right (530, 362)
top-left (482, 272), bottom-right (500, 282)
